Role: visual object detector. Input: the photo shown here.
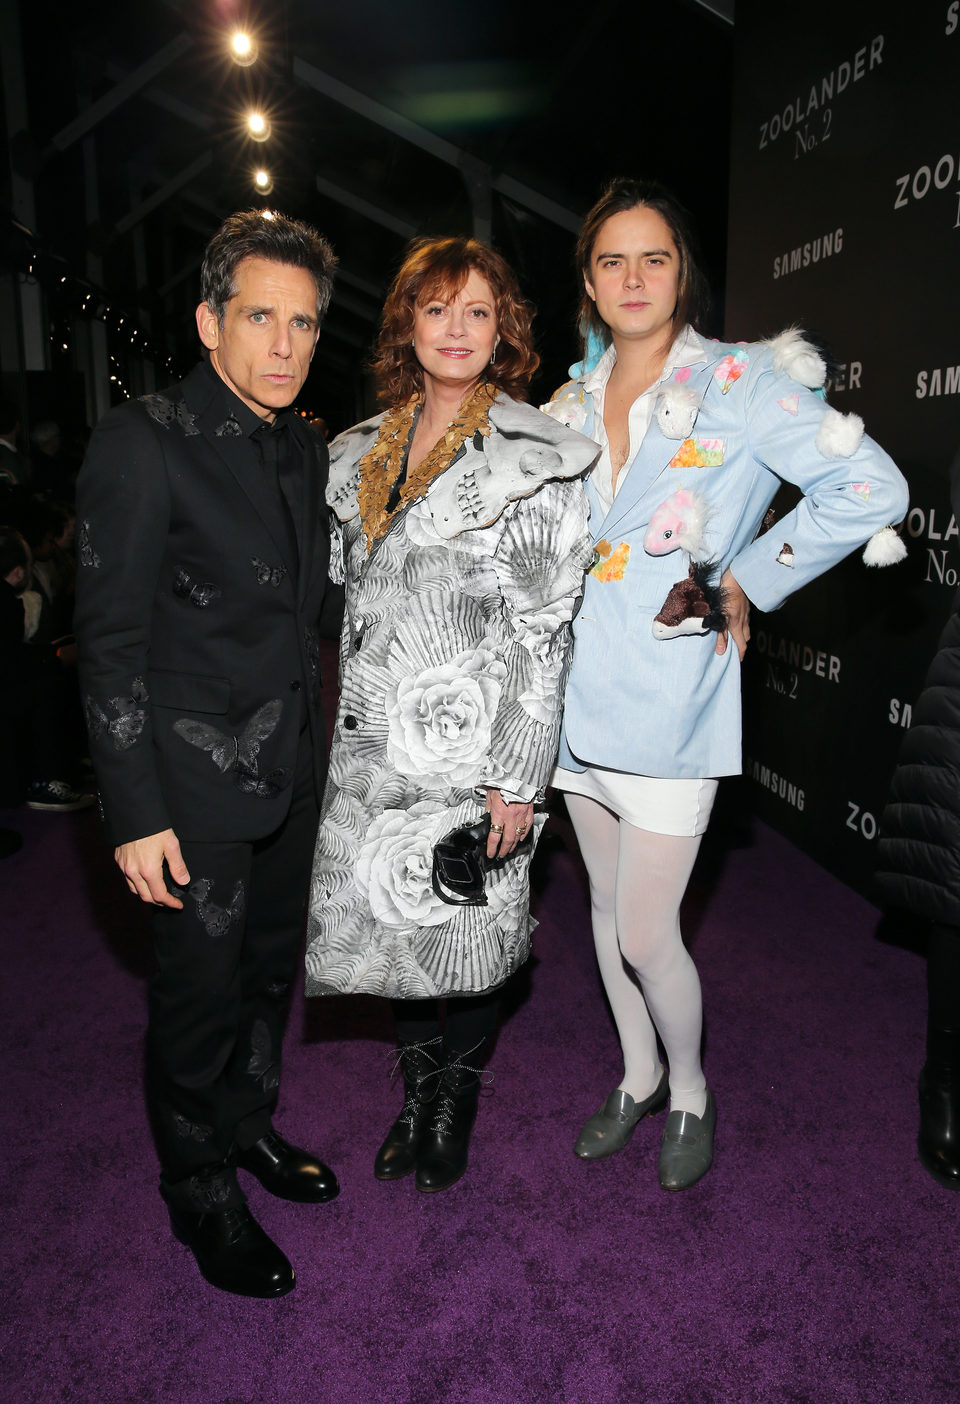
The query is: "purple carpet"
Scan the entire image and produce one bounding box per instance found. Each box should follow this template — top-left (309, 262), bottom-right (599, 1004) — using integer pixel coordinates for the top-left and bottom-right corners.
top-left (1, 719), bottom-right (956, 1400)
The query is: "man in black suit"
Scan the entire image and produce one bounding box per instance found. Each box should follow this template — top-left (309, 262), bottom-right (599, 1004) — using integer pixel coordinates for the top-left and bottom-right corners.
top-left (75, 211), bottom-right (341, 1298)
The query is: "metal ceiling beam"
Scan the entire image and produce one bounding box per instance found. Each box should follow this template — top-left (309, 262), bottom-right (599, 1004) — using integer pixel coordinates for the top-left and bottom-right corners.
top-left (315, 174), bottom-right (418, 240)
top-left (157, 258), bottom-right (201, 299)
top-left (103, 61), bottom-right (214, 131)
top-left (295, 57), bottom-right (580, 234)
top-left (295, 57), bottom-right (462, 167)
top-left (690, 0), bottom-right (734, 23)
top-left (116, 152), bottom-right (213, 235)
top-left (338, 268), bottom-right (384, 300)
top-left (320, 321), bottom-right (369, 349)
top-left (330, 287), bottom-right (379, 322)
top-left (51, 33), bottom-right (194, 152)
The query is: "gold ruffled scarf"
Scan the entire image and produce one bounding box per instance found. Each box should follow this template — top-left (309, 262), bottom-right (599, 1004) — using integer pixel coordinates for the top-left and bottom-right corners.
top-left (357, 380), bottom-right (495, 552)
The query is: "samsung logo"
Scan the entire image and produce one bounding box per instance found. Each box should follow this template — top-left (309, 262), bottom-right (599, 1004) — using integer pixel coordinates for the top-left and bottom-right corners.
top-left (916, 365), bottom-right (960, 398)
top-left (744, 756), bottom-right (806, 812)
top-left (773, 228), bottom-right (844, 280)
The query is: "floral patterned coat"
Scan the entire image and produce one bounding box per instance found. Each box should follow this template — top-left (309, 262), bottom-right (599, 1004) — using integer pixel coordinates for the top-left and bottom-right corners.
top-left (305, 392), bottom-right (597, 998)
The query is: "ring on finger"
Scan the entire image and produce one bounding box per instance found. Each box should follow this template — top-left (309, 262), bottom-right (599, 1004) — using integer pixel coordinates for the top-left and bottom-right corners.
top-left (490, 822), bottom-right (505, 834)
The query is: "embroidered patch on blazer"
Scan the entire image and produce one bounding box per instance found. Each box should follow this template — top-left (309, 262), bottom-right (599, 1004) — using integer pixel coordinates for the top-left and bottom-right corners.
top-left (214, 416), bottom-right (243, 438)
top-left (667, 437), bottom-right (725, 469)
top-left (84, 678), bottom-right (149, 752)
top-left (248, 1019), bottom-right (280, 1090)
top-left (173, 568), bottom-right (221, 608)
top-left (142, 393), bottom-right (200, 436)
top-left (188, 876), bottom-right (245, 939)
top-left (714, 350), bottom-right (749, 394)
top-left (777, 393), bottom-right (800, 416)
top-left (173, 699), bottom-right (292, 797)
top-left (251, 557), bottom-right (287, 588)
top-left (172, 1113), bottom-right (214, 1143)
top-left (590, 539), bottom-right (630, 582)
top-left (78, 519), bottom-right (101, 569)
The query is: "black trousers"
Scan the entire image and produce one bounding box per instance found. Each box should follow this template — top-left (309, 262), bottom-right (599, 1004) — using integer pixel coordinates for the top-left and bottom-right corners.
top-left (148, 730), bottom-right (319, 1204)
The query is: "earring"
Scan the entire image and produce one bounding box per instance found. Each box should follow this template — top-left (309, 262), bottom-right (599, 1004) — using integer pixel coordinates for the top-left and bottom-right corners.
top-left (490, 342), bottom-right (498, 366)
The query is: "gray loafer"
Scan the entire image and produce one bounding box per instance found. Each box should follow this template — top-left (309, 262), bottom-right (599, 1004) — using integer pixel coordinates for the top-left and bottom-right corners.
top-left (575, 1069), bottom-right (670, 1160)
top-left (657, 1087), bottom-right (716, 1190)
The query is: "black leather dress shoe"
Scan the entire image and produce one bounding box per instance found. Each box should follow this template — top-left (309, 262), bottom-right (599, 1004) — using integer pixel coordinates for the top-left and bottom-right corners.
top-left (167, 1202), bottom-right (295, 1298)
top-left (237, 1130), bottom-right (340, 1203)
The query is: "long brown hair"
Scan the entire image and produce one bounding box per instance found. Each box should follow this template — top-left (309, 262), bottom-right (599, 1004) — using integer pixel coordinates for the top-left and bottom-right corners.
top-left (575, 179), bottom-right (709, 361)
top-left (372, 236), bottom-right (539, 406)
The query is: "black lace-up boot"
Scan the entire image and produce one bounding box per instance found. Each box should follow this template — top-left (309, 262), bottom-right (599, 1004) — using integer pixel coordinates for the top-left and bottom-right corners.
top-left (415, 1043), bottom-right (489, 1193)
top-left (374, 1036), bottom-right (443, 1180)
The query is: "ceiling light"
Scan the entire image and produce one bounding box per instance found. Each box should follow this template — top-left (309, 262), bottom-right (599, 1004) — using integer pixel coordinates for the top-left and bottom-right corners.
top-left (230, 31), bottom-right (258, 66)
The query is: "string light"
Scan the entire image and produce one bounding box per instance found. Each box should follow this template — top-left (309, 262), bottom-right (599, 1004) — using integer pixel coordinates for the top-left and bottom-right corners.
top-left (247, 111), bottom-right (271, 142)
top-left (230, 31), bottom-right (258, 66)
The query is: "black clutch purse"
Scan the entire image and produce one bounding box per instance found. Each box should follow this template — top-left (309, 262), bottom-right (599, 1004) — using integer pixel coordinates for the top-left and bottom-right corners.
top-left (432, 813), bottom-right (534, 907)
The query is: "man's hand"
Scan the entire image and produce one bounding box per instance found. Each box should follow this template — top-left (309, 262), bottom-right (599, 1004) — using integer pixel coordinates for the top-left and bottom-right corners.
top-left (485, 790), bottom-right (535, 859)
top-left (115, 829), bottom-right (190, 908)
top-left (716, 568), bottom-right (751, 661)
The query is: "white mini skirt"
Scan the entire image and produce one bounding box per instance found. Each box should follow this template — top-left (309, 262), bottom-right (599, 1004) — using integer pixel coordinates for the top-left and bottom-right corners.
top-left (553, 765), bottom-right (719, 838)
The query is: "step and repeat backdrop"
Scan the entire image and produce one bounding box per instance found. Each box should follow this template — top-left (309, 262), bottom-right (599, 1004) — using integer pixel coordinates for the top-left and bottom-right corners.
top-left (725, 0), bottom-right (960, 895)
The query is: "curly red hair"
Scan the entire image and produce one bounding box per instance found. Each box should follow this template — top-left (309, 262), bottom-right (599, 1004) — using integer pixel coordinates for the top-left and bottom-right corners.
top-left (371, 236), bottom-right (539, 406)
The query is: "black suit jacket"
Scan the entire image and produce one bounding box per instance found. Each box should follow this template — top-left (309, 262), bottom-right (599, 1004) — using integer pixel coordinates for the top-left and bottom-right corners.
top-left (74, 363), bottom-right (340, 845)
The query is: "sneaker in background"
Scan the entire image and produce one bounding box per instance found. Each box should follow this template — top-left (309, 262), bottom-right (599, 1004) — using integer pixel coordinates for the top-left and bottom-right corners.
top-left (25, 780), bottom-right (95, 813)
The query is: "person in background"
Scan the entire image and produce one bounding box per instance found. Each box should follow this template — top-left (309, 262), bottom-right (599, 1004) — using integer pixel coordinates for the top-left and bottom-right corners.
top-left (876, 446), bottom-right (960, 1191)
top-left (0, 403), bottom-right (30, 486)
top-left (0, 526), bottom-right (91, 812)
top-left (30, 420), bottom-right (77, 501)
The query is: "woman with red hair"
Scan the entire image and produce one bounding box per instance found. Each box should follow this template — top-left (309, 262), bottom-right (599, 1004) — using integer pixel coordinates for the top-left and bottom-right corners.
top-left (306, 236), bottom-right (596, 1192)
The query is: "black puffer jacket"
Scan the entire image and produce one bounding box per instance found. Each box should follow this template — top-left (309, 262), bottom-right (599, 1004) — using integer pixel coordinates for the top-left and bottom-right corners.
top-left (877, 464), bottom-right (960, 921)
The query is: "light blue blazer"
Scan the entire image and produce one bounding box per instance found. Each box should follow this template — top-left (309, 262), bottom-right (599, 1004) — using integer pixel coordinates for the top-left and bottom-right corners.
top-left (545, 331), bottom-right (910, 779)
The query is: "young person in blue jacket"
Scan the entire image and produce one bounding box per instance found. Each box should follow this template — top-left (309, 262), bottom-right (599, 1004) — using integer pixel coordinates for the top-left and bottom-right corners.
top-left (542, 178), bottom-right (909, 1190)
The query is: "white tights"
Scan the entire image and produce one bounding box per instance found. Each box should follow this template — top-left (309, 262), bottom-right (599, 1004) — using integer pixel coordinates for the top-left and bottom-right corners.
top-left (565, 793), bottom-right (708, 1117)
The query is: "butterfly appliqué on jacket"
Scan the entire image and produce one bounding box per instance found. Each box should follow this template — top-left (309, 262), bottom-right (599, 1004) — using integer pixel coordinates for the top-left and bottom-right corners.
top-left (251, 557), bottom-right (287, 588)
top-left (188, 876), bottom-right (245, 939)
top-left (173, 699), bottom-right (291, 797)
top-left (142, 393), bottom-right (200, 436)
top-left (247, 1018), bottom-right (280, 1091)
top-left (84, 678), bottom-right (149, 751)
top-left (78, 519), bottom-right (101, 569)
top-left (172, 1113), bottom-right (214, 1143)
top-left (173, 568), bottom-right (221, 609)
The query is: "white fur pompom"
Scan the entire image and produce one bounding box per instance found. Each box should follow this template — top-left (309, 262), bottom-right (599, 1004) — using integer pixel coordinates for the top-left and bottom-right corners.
top-left (815, 408), bottom-right (865, 458)
top-left (863, 526), bottom-right (907, 567)
top-left (656, 385), bottom-right (700, 439)
top-left (765, 326), bottom-right (827, 389)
